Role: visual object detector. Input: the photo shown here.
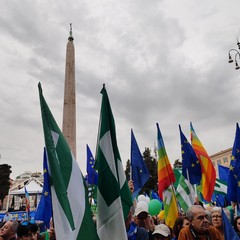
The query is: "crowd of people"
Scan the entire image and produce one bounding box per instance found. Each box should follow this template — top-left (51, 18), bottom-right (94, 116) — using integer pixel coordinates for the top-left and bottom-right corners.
top-left (0, 218), bottom-right (56, 240)
top-left (126, 180), bottom-right (240, 240)
top-left (0, 180), bottom-right (240, 239)
top-left (126, 199), bottom-right (240, 240)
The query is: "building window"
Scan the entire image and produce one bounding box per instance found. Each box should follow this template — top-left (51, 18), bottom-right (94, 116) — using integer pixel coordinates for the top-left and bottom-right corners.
top-left (223, 157), bottom-right (228, 163)
top-left (217, 159), bottom-right (222, 165)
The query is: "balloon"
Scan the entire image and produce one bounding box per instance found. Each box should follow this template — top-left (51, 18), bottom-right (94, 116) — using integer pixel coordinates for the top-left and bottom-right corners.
top-left (148, 199), bottom-right (162, 216)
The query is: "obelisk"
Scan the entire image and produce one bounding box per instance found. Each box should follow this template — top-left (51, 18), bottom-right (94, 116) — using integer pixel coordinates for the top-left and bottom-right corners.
top-left (62, 23), bottom-right (76, 158)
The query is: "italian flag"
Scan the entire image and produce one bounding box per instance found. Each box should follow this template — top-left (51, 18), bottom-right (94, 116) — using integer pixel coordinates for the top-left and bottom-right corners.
top-left (96, 85), bottom-right (133, 240)
top-left (38, 83), bottom-right (99, 240)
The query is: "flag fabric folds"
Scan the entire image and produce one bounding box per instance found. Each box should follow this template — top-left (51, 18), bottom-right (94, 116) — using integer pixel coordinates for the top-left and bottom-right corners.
top-left (157, 123), bottom-right (176, 200)
top-left (175, 171), bottom-right (195, 213)
top-left (24, 186), bottom-right (30, 216)
top-left (222, 208), bottom-right (239, 240)
top-left (190, 122), bottom-right (216, 202)
top-left (163, 186), bottom-right (178, 229)
top-left (86, 144), bottom-right (98, 185)
top-left (38, 83), bottom-right (99, 240)
top-left (130, 129), bottom-right (150, 198)
top-left (95, 85), bottom-right (133, 240)
top-left (34, 148), bottom-right (53, 228)
top-left (179, 125), bottom-right (202, 185)
top-left (227, 123), bottom-right (240, 204)
top-left (218, 164), bottom-right (229, 183)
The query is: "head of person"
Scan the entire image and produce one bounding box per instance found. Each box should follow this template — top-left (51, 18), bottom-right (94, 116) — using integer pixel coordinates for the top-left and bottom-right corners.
top-left (234, 216), bottom-right (240, 233)
top-left (17, 223), bottom-right (32, 240)
top-left (186, 205), bottom-right (209, 233)
top-left (152, 224), bottom-right (171, 240)
top-left (28, 222), bottom-right (42, 240)
top-left (134, 201), bottom-right (150, 228)
top-left (0, 220), bottom-right (19, 239)
top-left (210, 207), bottom-right (222, 229)
top-left (172, 216), bottom-right (190, 238)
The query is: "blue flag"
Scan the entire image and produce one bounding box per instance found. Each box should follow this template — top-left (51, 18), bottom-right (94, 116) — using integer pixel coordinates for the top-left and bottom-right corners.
top-left (218, 164), bottom-right (229, 183)
top-left (86, 144), bottom-right (98, 185)
top-left (34, 148), bottom-right (53, 228)
top-left (227, 123), bottom-right (240, 204)
top-left (131, 129), bottom-right (150, 198)
top-left (179, 125), bottom-right (202, 185)
top-left (222, 208), bottom-right (239, 240)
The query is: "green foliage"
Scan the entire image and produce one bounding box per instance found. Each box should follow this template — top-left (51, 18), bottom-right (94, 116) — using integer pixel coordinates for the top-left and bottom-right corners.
top-left (0, 164), bottom-right (12, 209)
top-left (141, 148), bottom-right (157, 195)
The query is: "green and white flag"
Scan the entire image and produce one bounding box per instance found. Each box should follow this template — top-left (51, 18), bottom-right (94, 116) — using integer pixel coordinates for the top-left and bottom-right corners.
top-left (214, 178), bottom-right (227, 195)
top-left (175, 172), bottom-right (195, 212)
top-left (38, 83), bottom-right (99, 240)
top-left (96, 85), bottom-right (133, 240)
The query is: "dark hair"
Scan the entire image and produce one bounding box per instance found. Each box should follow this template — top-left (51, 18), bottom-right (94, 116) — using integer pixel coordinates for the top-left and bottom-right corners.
top-left (28, 222), bottom-right (39, 233)
top-left (173, 216), bottom-right (189, 238)
top-left (233, 216), bottom-right (240, 233)
top-left (17, 224), bottom-right (30, 237)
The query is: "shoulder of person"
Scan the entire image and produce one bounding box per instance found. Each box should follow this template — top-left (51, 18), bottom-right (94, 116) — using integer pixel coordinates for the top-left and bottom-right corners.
top-left (207, 226), bottom-right (224, 240)
top-left (136, 226), bottom-right (149, 240)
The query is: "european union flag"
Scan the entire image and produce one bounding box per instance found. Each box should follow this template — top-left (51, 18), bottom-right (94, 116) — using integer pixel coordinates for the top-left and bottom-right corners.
top-left (218, 164), bottom-right (229, 183)
top-left (131, 129), bottom-right (150, 198)
top-left (179, 125), bottom-right (202, 185)
top-left (222, 208), bottom-right (239, 240)
top-left (34, 148), bottom-right (52, 228)
top-left (227, 123), bottom-right (240, 204)
top-left (86, 144), bottom-right (98, 185)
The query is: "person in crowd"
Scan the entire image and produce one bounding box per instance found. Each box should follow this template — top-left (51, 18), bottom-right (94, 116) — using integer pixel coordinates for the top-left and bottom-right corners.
top-left (210, 207), bottom-right (224, 236)
top-left (16, 224), bottom-right (32, 240)
top-left (126, 206), bottom-right (149, 240)
top-left (172, 216), bottom-right (190, 240)
top-left (233, 215), bottom-right (240, 237)
top-left (0, 220), bottom-right (19, 240)
top-left (152, 224), bottom-right (171, 240)
top-left (28, 222), bottom-right (44, 240)
top-left (3, 213), bottom-right (12, 222)
top-left (40, 219), bottom-right (55, 240)
top-left (178, 205), bottom-right (223, 240)
top-left (134, 201), bottom-right (155, 240)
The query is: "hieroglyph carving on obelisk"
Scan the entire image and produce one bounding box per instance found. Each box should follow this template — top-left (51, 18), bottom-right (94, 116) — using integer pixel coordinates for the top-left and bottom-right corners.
top-left (62, 23), bottom-right (76, 158)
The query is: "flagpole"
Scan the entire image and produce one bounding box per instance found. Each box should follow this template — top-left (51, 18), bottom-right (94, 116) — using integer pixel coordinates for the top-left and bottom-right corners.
top-left (186, 168), bottom-right (198, 204)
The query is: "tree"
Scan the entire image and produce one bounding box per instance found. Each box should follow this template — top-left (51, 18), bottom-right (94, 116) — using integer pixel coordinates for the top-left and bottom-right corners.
top-left (141, 147), bottom-right (157, 195)
top-left (125, 159), bottom-right (131, 180)
top-left (0, 164), bottom-right (12, 210)
top-left (173, 159), bottom-right (182, 169)
top-left (125, 147), bottom-right (158, 195)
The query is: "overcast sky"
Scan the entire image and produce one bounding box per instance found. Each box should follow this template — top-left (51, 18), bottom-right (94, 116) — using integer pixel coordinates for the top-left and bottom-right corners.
top-left (1, 0), bottom-right (240, 179)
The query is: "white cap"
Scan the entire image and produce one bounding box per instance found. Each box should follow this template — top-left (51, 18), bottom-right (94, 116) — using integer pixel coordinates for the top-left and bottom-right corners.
top-left (152, 224), bottom-right (170, 237)
top-left (134, 201), bottom-right (149, 216)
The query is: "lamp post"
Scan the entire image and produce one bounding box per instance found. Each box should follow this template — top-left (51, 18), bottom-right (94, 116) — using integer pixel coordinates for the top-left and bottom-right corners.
top-left (228, 40), bottom-right (240, 70)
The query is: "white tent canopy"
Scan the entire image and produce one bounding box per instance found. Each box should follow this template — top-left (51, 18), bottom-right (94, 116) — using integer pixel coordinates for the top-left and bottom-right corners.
top-left (9, 177), bottom-right (43, 195)
top-left (10, 180), bottom-right (42, 195)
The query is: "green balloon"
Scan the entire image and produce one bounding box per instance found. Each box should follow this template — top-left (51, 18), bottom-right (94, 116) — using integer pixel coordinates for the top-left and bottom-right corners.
top-left (148, 199), bottom-right (162, 216)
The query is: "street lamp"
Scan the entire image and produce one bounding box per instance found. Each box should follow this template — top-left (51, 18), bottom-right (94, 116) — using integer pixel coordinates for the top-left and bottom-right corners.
top-left (228, 40), bottom-right (240, 70)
